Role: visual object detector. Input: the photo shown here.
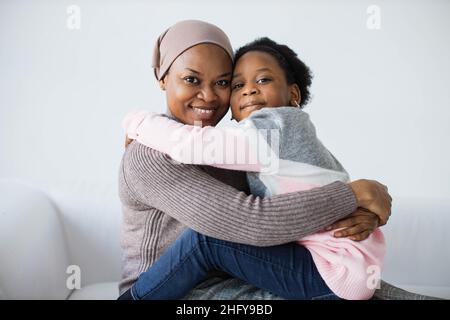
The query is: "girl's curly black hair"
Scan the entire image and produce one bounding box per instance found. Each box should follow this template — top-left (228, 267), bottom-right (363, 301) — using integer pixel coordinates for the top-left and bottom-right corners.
top-left (234, 37), bottom-right (313, 108)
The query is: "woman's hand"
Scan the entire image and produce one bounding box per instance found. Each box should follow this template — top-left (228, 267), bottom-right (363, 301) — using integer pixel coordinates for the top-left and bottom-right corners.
top-left (325, 208), bottom-right (379, 241)
top-left (125, 135), bottom-right (134, 148)
top-left (348, 179), bottom-right (392, 226)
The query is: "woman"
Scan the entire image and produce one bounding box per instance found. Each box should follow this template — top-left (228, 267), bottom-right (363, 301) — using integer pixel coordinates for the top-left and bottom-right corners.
top-left (118, 20), bottom-right (425, 300)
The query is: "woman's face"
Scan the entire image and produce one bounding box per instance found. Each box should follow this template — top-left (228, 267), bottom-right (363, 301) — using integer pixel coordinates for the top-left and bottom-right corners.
top-left (230, 51), bottom-right (299, 121)
top-left (161, 44), bottom-right (233, 127)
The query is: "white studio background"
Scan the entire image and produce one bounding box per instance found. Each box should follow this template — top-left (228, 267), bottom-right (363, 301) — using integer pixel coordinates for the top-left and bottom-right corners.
top-left (1, 0), bottom-right (449, 285)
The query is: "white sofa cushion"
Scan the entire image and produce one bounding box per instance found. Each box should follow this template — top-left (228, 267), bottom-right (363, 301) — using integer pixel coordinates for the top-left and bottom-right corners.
top-left (0, 179), bottom-right (71, 299)
top-left (68, 282), bottom-right (119, 300)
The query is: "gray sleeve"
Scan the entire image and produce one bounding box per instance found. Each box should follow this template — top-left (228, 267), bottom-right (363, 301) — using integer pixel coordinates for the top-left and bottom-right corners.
top-left (247, 107), bottom-right (348, 172)
top-left (121, 142), bottom-right (357, 247)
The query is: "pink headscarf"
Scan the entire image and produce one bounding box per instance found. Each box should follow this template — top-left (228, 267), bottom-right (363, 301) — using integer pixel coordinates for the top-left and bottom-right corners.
top-left (152, 20), bottom-right (234, 80)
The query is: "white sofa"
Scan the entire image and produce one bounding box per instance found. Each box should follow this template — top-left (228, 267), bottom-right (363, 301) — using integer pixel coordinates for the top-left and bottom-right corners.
top-left (1, 179), bottom-right (449, 300)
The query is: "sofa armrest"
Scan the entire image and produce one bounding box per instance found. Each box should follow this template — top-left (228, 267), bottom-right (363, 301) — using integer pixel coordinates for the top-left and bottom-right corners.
top-left (0, 179), bottom-right (72, 299)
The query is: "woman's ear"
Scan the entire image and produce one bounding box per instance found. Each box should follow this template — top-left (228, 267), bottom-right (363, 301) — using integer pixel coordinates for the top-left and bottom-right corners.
top-left (159, 78), bottom-right (166, 91)
top-left (289, 84), bottom-right (301, 107)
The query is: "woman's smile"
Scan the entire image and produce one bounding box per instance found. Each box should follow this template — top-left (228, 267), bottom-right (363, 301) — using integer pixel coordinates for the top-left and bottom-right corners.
top-left (190, 105), bottom-right (218, 121)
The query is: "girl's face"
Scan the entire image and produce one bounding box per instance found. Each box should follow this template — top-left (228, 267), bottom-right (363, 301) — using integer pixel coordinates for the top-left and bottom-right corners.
top-left (161, 44), bottom-right (233, 127)
top-left (230, 51), bottom-right (300, 121)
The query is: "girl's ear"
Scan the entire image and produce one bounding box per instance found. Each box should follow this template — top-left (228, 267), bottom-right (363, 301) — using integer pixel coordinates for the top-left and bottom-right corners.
top-left (289, 84), bottom-right (301, 107)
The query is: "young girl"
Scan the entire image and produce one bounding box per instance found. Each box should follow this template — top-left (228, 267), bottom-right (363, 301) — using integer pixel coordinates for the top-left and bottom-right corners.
top-left (119, 38), bottom-right (385, 300)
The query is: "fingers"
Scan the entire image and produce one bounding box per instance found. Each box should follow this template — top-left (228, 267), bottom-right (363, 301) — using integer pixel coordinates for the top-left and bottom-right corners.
top-left (125, 136), bottom-right (134, 148)
top-left (382, 185), bottom-right (393, 222)
top-left (377, 200), bottom-right (391, 226)
top-left (332, 208), bottom-right (379, 238)
top-left (326, 208), bottom-right (378, 232)
top-left (325, 216), bottom-right (359, 231)
top-left (360, 180), bottom-right (392, 226)
top-left (379, 205), bottom-right (390, 226)
top-left (348, 230), bottom-right (371, 241)
top-left (379, 198), bottom-right (391, 226)
top-left (333, 224), bottom-right (371, 238)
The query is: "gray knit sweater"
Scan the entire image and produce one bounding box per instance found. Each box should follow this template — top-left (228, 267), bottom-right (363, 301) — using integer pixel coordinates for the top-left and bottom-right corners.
top-left (118, 140), bottom-right (357, 294)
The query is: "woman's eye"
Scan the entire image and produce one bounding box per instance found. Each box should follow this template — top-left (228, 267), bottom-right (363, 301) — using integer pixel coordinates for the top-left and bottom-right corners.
top-left (184, 76), bottom-right (200, 85)
top-left (216, 79), bottom-right (230, 87)
top-left (232, 83), bottom-right (243, 91)
top-left (257, 78), bottom-right (271, 84)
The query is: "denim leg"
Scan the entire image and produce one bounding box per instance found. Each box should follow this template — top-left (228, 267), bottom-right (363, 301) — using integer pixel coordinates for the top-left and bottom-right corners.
top-left (132, 229), bottom-right (214, 300)
top-left (132, 229), bottom-right (336, 300)
top-left (194, 233), bottom-right (335, 300)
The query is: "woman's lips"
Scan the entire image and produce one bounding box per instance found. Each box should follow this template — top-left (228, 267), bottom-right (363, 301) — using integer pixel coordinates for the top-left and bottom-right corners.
top-left (190, 106), bottom-right (217, 120)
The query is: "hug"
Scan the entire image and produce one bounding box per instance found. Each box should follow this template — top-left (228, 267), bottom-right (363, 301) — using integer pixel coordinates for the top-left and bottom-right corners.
top-left (118, 20), bottom-right (436, 300)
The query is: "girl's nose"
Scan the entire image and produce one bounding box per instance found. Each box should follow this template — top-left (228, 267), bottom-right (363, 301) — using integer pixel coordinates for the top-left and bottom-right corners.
top-left (243, 86), bottom-right (259, 96)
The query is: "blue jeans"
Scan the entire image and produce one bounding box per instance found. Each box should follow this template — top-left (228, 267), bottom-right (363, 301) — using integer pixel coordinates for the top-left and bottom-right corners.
top-left (129, 229), bottom-right (339, 300)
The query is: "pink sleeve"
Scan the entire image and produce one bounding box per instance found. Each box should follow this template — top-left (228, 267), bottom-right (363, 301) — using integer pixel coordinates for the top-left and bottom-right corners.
top-left (122, 111), bottom-right (278, 172)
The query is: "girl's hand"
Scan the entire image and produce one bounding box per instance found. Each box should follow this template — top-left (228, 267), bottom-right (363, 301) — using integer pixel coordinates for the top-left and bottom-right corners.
top-left (348, 179), bottom-right (392, 226)
top-left (125, 135), bottom-right (134, 148)
top-left (325, 208), bottom-right (379, 241)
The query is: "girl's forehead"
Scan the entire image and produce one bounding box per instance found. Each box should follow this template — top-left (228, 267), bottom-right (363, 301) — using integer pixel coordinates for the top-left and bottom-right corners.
top-left (233, 51), bottom-right (281, 75)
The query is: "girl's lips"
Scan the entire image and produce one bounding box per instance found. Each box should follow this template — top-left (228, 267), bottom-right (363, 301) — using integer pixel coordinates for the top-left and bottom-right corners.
top-left (240, 103), bottom-right (265, 112)
top-left (240, 101), bottom-right (265, 110)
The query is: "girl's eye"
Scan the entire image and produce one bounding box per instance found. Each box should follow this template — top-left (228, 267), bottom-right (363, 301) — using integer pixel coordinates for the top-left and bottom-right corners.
top-left (257, 78), bottom-right (271, 84)
top-left (232, 83), bottom-right (244, 91)
top-left (216, 79), bottom-right (230, 87)
top-left (184, 76), bottom-right (200, 85)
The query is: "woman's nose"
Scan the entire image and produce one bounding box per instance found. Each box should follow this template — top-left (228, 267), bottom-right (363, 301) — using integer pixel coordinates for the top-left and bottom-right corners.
top-left (198, 85), bottom-right (218, 103)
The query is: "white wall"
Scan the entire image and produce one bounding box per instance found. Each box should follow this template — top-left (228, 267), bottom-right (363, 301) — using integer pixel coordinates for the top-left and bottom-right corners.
top-left (1, 0), bottom-right (449, 285)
